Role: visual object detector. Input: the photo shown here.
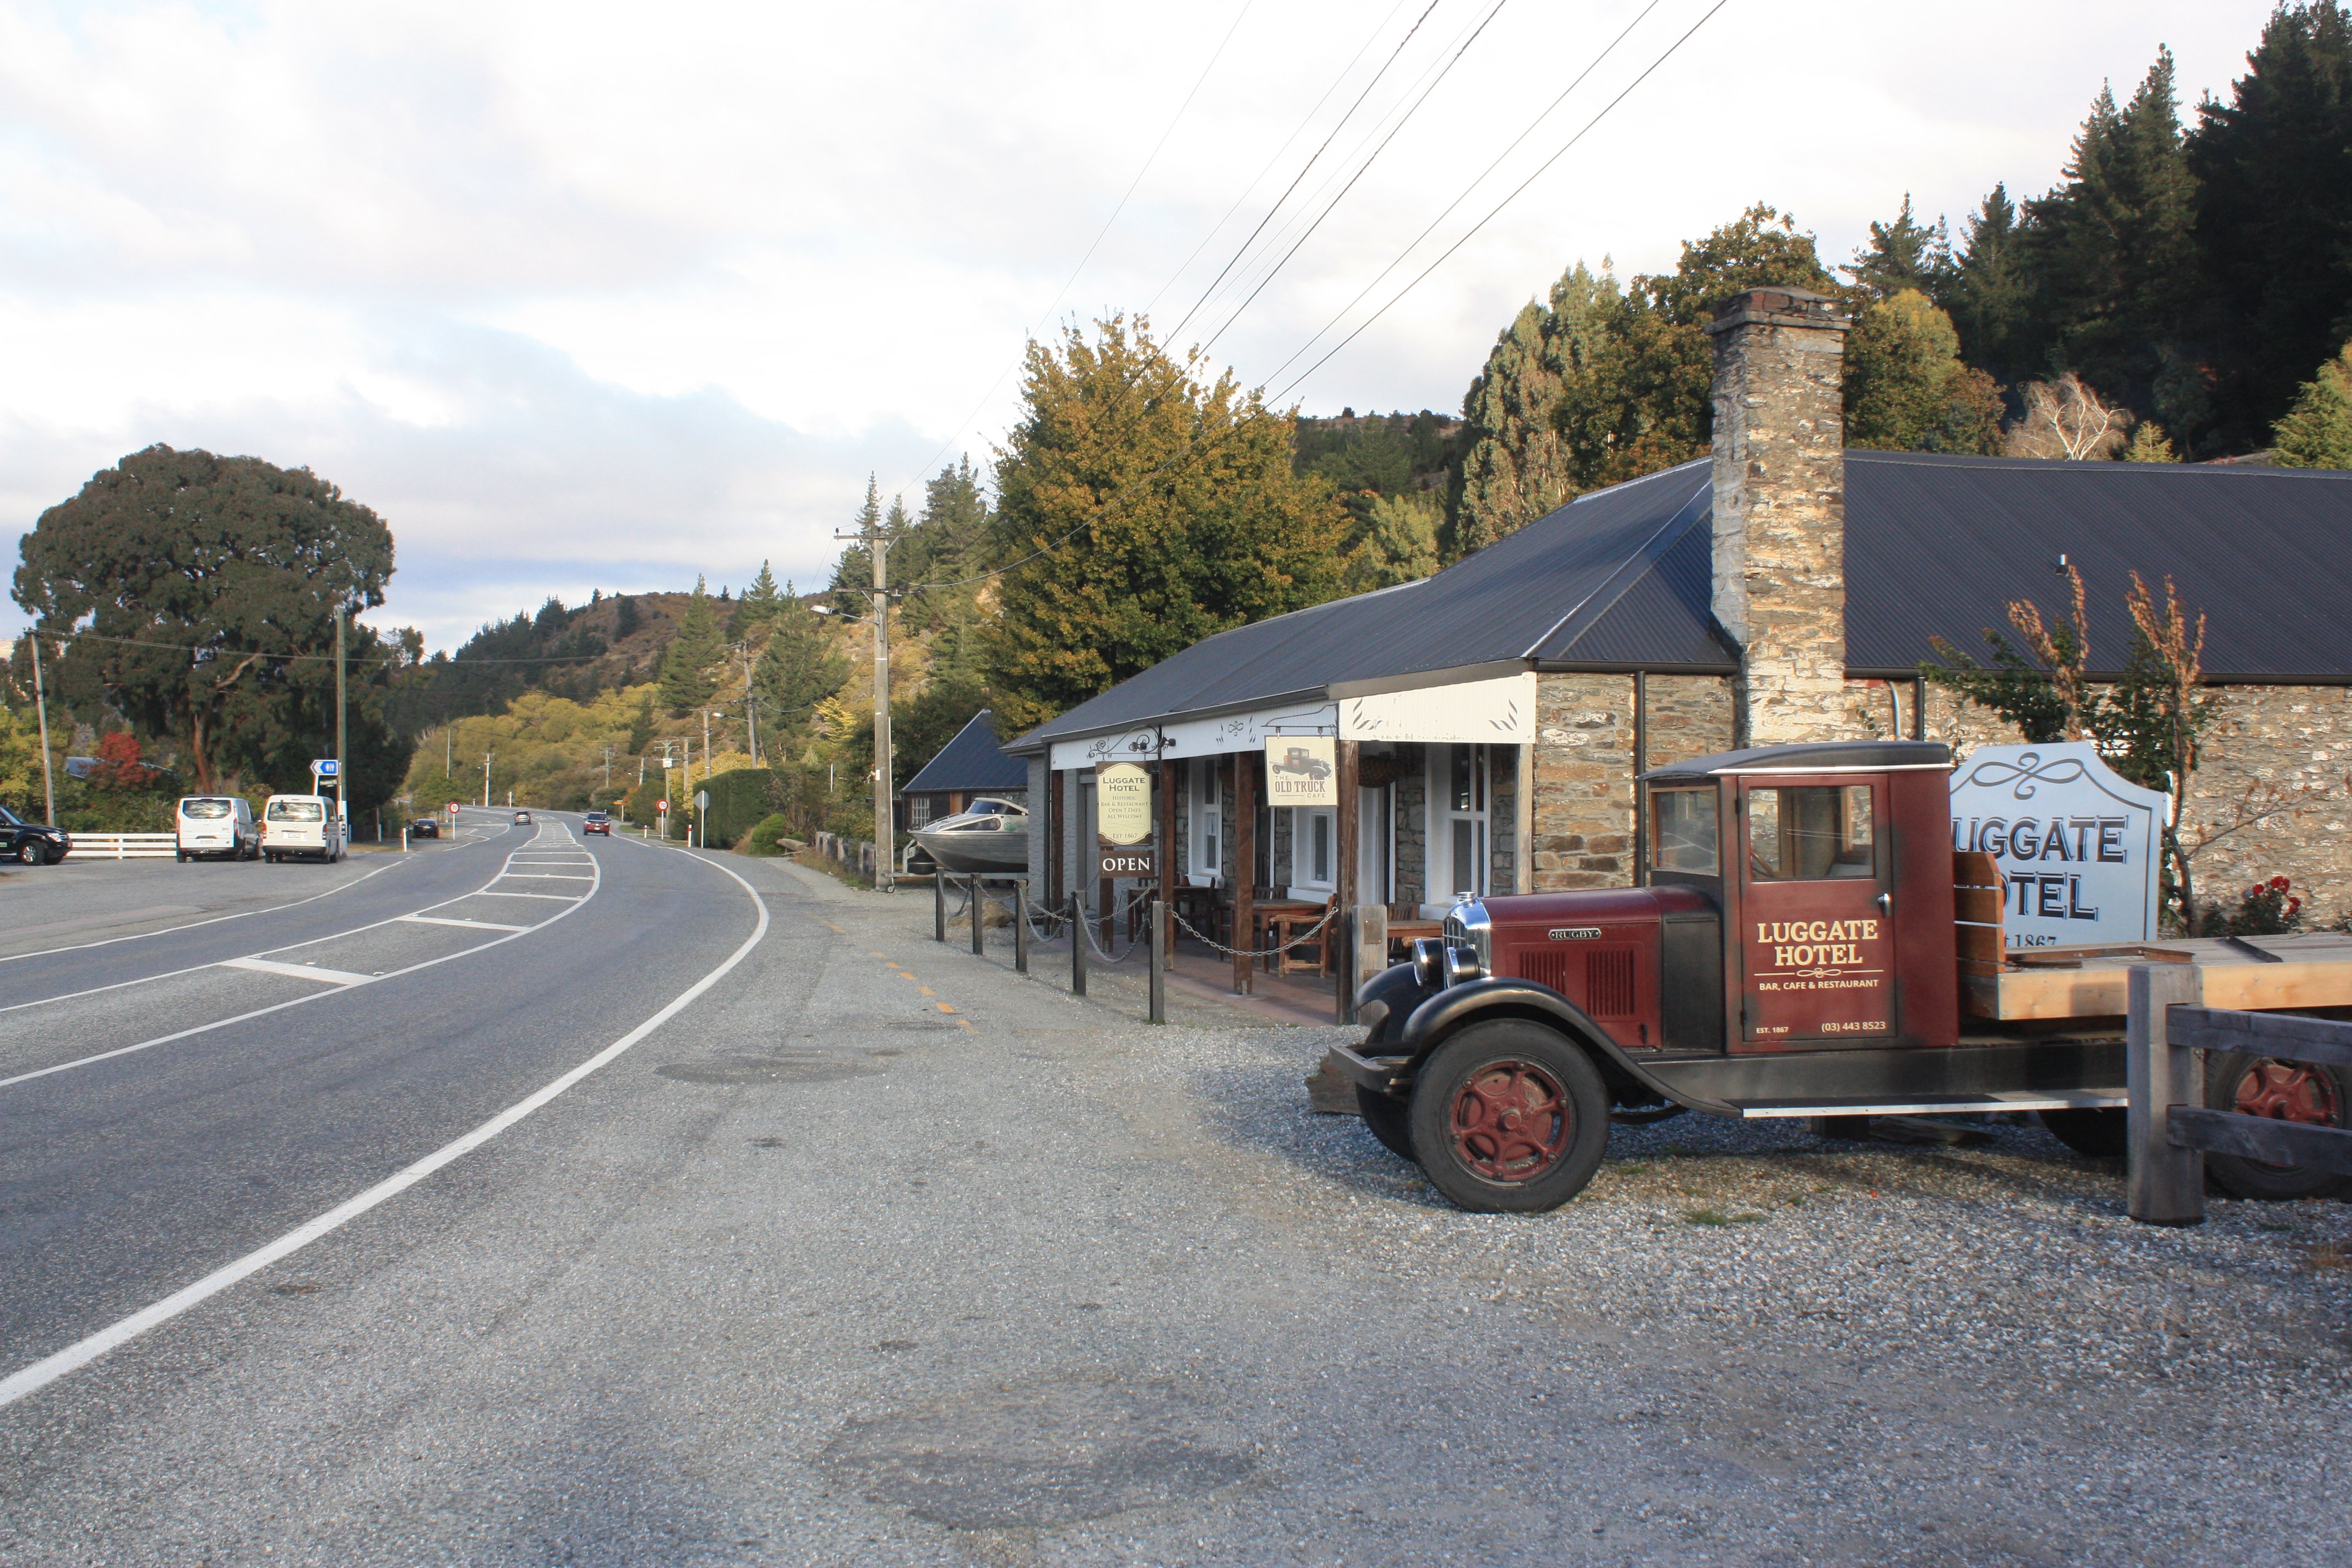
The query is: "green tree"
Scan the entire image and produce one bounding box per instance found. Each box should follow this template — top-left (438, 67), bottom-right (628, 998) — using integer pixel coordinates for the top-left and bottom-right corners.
top-left (727, 561), bottom-right (783, 639)
top-left (1946, 183), bottom-right (2033, 383)
top-left (613, 594), bottom-right (641, 640)
top-left (752, 584), bottom-right (850, 738)
top-left (2021, 49), bottom-right (2202, 420)
top-left (829, 478), bottom-right (893, 617)
top-left (898, 456), bottom-right (992, 635)
top-left (658, 576), bottom-right (722, 715)
top-left (1843, 290), bottom-right (2005, 454)
top-left (627, 692), bottom-right (656, 754)
top-left (1844, 193), bottom-right (1954, 301)
top-left (1341, 490), bottom-right (1441, 591)
top-left (10, 445), bottom-right (407, 798)
top-left (892, 629), bottom-right (992, 789)
top-left (982, 314), bottom-right (1345, 732)
top-left (2273, 340), bottom-right (2352, 466)
top-left (1447, 298), bottom-right (1574, 558)
top-left (2187, 3), bottom-right (2352, 449)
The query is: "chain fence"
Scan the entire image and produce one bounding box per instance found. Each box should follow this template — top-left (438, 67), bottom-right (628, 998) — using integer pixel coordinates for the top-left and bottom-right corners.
top-left (944, 878), bottom-right (1348, 967)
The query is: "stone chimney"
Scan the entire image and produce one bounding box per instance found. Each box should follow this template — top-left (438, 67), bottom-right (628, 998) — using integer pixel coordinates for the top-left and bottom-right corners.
top-left (1704, 285), bottom-right (1851, 747)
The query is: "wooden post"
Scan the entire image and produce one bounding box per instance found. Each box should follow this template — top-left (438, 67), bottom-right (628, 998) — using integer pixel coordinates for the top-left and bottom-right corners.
top-left (1070, 891), bottom-right (1087, 997)
top-left (1335, 739), bottom-right (1360, 1022)
top-left (971, 873), bottom-right (985, 956)
top-left (1148, 900), bottom-right (1167, 1023)
top-left (934, 872), bottom-right (945, 943)
top-left (1014, 880), bottom-right (1028, 973)
top-left (1233, 749), bottom-right (1256, 995)
top-left (1048, 767), bottom-right (1064, 910)
top-left (1352, 902), bottom-right (1388, 1022)
top-left (2128, 961), bottom-right (2207, 1227)
top-left (1158, 755), bottom-right (1178, 957)
top-left (1512, 740), bottom-right (1533, 895)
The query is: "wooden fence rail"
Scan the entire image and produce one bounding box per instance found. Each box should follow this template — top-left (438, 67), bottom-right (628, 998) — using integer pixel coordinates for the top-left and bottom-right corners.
top-left (2127, 961), bottom-right (2352, 1225)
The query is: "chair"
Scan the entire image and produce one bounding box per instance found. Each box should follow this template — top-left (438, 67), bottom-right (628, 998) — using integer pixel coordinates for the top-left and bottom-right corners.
top-left (1268, 894), bottom-right (1338, 977)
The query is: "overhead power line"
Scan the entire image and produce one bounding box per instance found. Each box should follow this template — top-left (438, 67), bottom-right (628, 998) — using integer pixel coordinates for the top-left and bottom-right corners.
top-left (1272, 0), bottom-right (1735, 404)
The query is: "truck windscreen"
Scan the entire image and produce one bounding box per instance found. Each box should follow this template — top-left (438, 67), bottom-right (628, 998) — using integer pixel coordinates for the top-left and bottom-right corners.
top-left (1648, 788), bottom-right (1719, 875)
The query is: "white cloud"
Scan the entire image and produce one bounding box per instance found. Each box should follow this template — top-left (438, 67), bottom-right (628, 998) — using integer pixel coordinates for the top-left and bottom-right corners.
top-left (0, 0), bottom-right (2280, 650)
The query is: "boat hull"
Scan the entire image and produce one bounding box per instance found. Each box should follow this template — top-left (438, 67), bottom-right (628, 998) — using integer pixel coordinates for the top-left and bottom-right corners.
top-left (911, 825), bottom-right (1030, 874)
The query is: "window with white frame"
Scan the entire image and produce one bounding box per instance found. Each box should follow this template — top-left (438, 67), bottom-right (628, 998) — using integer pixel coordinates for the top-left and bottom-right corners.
top-left (1429, 743), bottom-right (1489, 900)
top-left (1289, 806), bottom-right (1336, 891)
top-left (1191, 758), bottom-right (1221, 881)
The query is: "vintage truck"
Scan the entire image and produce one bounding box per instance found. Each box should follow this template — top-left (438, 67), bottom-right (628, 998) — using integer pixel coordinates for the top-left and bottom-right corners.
top-left (1330, 739), bottom-right (2352, 1212)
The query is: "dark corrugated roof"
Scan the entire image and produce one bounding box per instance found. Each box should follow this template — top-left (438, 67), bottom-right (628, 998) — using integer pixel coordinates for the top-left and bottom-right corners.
top-left (1012, 462), bottom-right (1712, 750)
top-left (1009, 454), bottom-right (2352, 753)
top-left (1844, 453), bottom-right (2352, 680)
top-left (902, 711), bottom-right (1028, 794)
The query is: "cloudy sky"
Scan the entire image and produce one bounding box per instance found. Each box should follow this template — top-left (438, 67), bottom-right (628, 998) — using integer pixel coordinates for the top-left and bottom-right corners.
top-left (0, 0), bottom-right (2277, 652)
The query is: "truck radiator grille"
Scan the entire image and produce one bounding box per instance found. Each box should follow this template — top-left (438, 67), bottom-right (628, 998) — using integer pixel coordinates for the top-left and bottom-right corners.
top-left (1514, 946), bottom-right (1637, 1018)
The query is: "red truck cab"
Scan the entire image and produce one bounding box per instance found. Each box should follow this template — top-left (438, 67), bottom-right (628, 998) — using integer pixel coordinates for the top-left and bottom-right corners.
top-left (1331, 740), bottom-right (2128, 1211)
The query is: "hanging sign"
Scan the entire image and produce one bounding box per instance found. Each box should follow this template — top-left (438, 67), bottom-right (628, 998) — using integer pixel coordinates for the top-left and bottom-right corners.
top-left (1950, 742), bottom-right (2166, 949)
top-left (1095, 762), bottom-right (1153, 845)
top-left (1264, 736), bottom-right (1337, 808)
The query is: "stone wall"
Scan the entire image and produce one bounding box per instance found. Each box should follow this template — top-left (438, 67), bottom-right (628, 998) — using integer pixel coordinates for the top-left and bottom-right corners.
top-left (1646, 674), bottom-right (1736, 769)
top-left (1532, 674), bottom-right (1635, 890)
top-left (1392, 747), bottom-right (1428, 905)
top-left (2180, 685), bottom-right (2352, 926)
top-left (1490, 745), bottom-right (1521, 895)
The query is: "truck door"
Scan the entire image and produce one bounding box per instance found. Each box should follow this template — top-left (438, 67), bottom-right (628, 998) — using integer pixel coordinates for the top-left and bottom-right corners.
top-left (1735, 775), bottom-right (1896, 1048)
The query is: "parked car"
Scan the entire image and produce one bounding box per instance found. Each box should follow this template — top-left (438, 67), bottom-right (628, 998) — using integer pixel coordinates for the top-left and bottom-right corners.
top-left (582, 810), bottom-right (611, 836)
top-left (262, 794), bottom-right (347, 863)
top-left (176, 796), bottom-right (258, 861)
top-left (0, 804), bottom-right (70, 865)
top-left (513, 810), bottom-right (533, 825)
top-left (409, 817), bottom-right (441, 840)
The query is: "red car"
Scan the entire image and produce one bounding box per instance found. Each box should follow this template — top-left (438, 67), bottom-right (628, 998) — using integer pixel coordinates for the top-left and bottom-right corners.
top-left (582, 810), bottom-right (612, 836)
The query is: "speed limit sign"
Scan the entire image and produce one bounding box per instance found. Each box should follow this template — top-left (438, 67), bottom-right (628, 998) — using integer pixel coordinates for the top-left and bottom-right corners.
top-left (657, 798), bottom-right (669, 813)
top-left (446, 802), bottom-right (458, 816)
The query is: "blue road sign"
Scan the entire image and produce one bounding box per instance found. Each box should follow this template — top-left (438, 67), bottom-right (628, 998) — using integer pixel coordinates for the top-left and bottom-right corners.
top-left (313, 758), bottom-right (340, 778)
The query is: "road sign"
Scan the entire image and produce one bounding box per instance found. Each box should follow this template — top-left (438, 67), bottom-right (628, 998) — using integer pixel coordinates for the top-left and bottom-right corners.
top-left (695, 790), bottom-right (710, 813)
top-left (312, 758), bottom-right (340, 779)
top-left (447, 801), bottom-right (459, 815)
top-left (657, 798), bottom-right (669, 813)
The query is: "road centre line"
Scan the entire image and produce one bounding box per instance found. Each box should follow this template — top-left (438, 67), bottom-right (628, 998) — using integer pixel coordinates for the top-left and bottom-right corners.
top-left (399, 915), bottom-right (531, 933)
top-left (0, 836), bottom-right (595, 1018)
top-left (1, 858), bottom-right (404, 966)
top-left (0, 841), bottom-right (602, 1090)
top-left (220, 957), bottom-right (372, 986)
top-left (0, 842), bottom-right (766, 1412)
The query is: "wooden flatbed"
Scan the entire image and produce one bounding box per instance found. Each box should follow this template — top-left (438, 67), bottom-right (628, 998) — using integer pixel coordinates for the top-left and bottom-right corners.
top-left (1963, 932), bottom-right (2352, 1021)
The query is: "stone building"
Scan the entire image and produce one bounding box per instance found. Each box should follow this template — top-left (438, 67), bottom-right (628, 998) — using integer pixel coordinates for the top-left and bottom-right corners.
top-left (1004, 284), bottom-right (2352, 957)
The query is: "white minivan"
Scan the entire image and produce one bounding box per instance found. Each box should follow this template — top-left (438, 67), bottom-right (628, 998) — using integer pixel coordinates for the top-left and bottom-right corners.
top-left (175, 796), bottom-right (258, 862)
top-left (262, 794), bottom-right (347, 863)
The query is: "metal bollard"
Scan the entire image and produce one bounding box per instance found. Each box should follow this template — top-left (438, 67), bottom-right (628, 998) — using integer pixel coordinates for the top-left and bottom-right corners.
top-left (1148, 900), bottom-right (1167, 1024)
top-left (1013, 881), bottom-right (1028, 973)
top-left (1070, 892), bottom-right (1086, 997)
top-left (934, 873), bottom-right (945, 943)
top-left (971, 874), bottom-right (985, 956)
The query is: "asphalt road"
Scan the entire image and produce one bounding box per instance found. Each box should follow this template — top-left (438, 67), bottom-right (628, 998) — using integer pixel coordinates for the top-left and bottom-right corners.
top-left (1, 826), bottom-right (2343, 1566)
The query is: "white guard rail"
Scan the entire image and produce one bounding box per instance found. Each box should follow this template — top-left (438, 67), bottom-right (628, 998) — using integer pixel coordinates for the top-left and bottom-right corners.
top-left (70, 833), bottom-right (179, 859)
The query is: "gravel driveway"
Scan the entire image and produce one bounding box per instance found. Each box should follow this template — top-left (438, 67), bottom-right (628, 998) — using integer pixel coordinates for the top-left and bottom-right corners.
top-left (3, 853), bottom-right (2344, 1566)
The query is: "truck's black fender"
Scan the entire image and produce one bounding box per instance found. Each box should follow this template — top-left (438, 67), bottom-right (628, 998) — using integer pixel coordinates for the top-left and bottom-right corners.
top-left (1390, 977), bottom-right (1684, 1110)
top-left (1353, 961), bottom-right (1436, 1047)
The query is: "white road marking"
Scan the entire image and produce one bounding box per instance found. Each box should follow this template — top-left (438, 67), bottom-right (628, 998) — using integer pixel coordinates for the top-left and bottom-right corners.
top-left (0, 860), bottom-right (403, 965)
top-left (497, 873), bottom-right (594, 881)
top-left (465, 891), bottom-right (582, 902)
top-left (398, 915), bottom-right (530, 933)
top-left (0, 845), bottom-right (766, 1412)
top-left (219, 957), bottom-right (372, 987)
top-left (0, 836), bottom-right (602, 1091)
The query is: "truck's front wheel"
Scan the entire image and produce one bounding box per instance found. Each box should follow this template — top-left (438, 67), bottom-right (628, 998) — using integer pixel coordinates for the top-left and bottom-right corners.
top-left (1408, 1021), bottom-right (1609, 1213)
top-left (1355, 1087), bottom-right (1414, 1160)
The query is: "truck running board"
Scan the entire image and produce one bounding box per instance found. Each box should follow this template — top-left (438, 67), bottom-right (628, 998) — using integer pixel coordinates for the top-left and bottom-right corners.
top-left (1727, 1090), bottom-right (2125, 1119)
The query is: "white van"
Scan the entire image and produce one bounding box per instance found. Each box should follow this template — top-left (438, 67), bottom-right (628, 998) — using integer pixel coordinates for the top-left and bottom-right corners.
top-left (262, 794), bottom-right (347, 863)
top-left (175, 796), bottom-right (257, 862)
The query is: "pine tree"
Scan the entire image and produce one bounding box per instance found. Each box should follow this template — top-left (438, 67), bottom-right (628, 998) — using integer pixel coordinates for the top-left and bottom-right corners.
top-left (1948, 184), bottom-right (2032, 382)
top-left (899, 456), bottom-right (991, 634)
top-left (2022, 50), bottom-right (2202, 417)
top-left (2273, 341), bottom-right (2352, 467)
top-left (612, 594), bottom-right (640, 640)
top-left (627, 693), bottom-right (656, 754)
top-left (657, 576), bottom-right (722, 716)
top-left (2123, 421), bottom-right (2181, 462)
top-left (1845, 194), bottom-right (1954, 301)
top-left (982, 314), bottom-right (1344, 731)
top-left (1446, 299), bottom-right (1572, 559)
top-left (1844, 290), bottom-right (2003, 454)
top-left (829, 477), bottom-right (890, 616)
top-left (727, 561), bottom-right (782, 639)
top-left (752, 582), bottom-right (851, 737)
top-left (2187, 2), bottom-right (2352, 449)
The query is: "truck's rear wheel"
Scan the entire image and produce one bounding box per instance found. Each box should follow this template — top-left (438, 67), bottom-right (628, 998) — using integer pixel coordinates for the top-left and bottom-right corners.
top-left (1407, 1020), bottom-right (1608, 1213)
top-left (2204, 1050), bottom-right (2352, 1201)
top-left (1355, 1087), bottom-right (1414, 1160)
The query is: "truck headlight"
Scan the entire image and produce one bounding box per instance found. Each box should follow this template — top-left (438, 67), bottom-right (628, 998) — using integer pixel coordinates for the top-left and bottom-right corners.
top-left (1442, 941), bottom-right (1484, 987)
top-left (1411, 937), bottom-right (1447, 989)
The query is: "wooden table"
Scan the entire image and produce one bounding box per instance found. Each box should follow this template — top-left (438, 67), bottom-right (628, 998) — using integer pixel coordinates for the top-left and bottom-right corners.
top-left (1384, 918), bottom-right (1442, 962)
top-left (1251, 900), bottom-right (1326, 975)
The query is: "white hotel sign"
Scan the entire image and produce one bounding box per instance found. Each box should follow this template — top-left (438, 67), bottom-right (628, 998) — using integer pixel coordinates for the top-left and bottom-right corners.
top-left (1950, 742), bottom-right (2167, 949)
